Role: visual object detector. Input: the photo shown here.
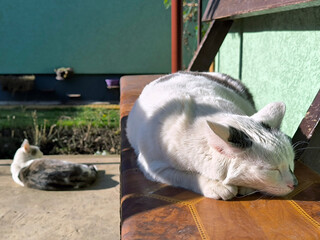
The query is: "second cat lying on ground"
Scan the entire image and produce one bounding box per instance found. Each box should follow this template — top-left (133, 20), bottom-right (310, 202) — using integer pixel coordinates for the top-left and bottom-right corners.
top-left (11, 139), bottom-right (98, 190)
top-left (127, 71), bottom-right (298, 200)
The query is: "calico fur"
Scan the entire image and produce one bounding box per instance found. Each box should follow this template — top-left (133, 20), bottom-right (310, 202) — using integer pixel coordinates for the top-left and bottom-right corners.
top-left (11, 139), bottom-right (98, 190)
top-left (126, 71), bottom-right (298, 200)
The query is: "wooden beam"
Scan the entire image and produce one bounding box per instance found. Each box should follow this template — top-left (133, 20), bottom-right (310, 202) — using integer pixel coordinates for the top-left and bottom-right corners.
top-left (188, 20), bottom-right (233, 71)
top-left (197, 0), bottom-right (203, 47)
top-left (292, 89), bottom-right (320, 161)
top-left (202, 0), bottom-right (320, 21)
top-left (171, 0), bottom-right (183, 73)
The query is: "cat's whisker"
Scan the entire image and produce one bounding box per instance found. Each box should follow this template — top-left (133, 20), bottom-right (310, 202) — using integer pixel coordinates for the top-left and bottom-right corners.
top-left (292, 141), bottom-right (309, 149)
top-left (258, 194), bottom-right (267, 200)
top-left (236, 190), bottom-right (259, 198)
top-left (258, 192), bottom-right (271, 200)
top-left (269, 194), bottom-right (277, 199)
top-left (294, 146), bottom-right (320, 153)
top-left (247, 191), bottom-right (266, 200)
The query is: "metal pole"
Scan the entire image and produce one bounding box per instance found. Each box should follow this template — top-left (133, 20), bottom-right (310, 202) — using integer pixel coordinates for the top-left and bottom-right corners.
top-left (171, 0), bottom-right (182, 73)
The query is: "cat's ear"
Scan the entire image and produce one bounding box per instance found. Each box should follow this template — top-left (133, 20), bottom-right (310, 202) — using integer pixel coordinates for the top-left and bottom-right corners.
top-left (207, 121), bottom-right (230, 142)
top-left (207, 121), bottom-right (232, 154)
top-left (22, 139), bottom-right (30, 153)
top-left (251, 102), bottom-right (286, 129)
top-left (206, 121), bottom-right (252, 150)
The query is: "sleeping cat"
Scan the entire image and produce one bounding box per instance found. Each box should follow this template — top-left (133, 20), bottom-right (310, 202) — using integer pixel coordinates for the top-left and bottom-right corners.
top-left (11, 139), bottom-right (98, 190)
top-left (126, 71), bottom-right (298, 200)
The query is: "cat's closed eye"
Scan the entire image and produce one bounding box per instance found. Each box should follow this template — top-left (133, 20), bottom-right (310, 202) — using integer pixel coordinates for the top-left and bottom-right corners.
top-left (272, 168), bottom-right (282, 175)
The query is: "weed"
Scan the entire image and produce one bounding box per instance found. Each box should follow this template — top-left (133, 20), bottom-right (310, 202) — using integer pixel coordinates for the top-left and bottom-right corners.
top-left (0, 106), bottom-right (120, 159)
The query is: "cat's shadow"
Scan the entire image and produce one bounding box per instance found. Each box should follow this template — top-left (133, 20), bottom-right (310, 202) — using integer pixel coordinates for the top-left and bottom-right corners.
top-left (80, 170), bottom-right (119, 191)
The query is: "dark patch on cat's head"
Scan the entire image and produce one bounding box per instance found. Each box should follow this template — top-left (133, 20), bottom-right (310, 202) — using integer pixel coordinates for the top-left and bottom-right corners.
top-left (261, 122), bottom-right (272, 131)
top-left (228, 127), bottom-right (252, 148)
top-left (261, 121), bottom-right (291, 142)
top-left (30, 148), bottom-right (38, 156)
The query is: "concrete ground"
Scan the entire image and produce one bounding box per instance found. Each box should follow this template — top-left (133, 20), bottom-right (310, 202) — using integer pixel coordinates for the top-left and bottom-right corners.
top-left (0, 155), bottom-right (120, 240)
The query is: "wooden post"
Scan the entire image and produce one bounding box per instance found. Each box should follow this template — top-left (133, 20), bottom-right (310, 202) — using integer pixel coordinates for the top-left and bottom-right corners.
top-left (171, 0), bottom-right (182, 73)
top-left (197, 0), bottom-right (202, 47)
top-left (188, 20), bottom-right (233, 71)
top-left (292, 89), bottom-right (320, 160)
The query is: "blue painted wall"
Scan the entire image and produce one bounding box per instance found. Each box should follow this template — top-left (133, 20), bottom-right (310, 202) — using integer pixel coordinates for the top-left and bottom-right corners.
top-left (0, 74), bottom-right (121, 104)
top-left (0, 0), bottom-right (171, 74)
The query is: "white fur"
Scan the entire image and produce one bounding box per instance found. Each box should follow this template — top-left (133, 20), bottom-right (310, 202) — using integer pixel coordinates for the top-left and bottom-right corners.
top-left (10, 139), bottom-right (43, 186)
top-left (127, 72), bottom-right (297, 200)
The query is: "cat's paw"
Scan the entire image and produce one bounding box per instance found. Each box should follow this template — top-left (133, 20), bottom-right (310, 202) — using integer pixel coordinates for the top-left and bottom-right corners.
top-left (238, 187), bottom-right (256, 196)
top-left (202, 181), bottom-right (238, 200)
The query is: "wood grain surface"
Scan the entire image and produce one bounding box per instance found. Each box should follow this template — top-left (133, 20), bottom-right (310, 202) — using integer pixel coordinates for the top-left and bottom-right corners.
top-left (202, 0), bottom-right (320, 21)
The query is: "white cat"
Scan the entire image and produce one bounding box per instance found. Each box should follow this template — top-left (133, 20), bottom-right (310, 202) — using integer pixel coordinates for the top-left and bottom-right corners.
top-left (11, 139), bottom-right (98, 190)
top-left (126, 72), bottom-right (298, 200)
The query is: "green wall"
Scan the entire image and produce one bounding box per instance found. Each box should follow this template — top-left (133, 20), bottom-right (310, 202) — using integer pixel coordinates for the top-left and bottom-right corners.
top-left (216, 6), bottom-right (320, 137)
top-left (0, 0), bottom-right (171, 74)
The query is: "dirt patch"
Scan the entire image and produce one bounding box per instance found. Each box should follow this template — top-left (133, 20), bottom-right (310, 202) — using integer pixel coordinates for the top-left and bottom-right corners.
top-left (0, 155), bottom-right (120, 239)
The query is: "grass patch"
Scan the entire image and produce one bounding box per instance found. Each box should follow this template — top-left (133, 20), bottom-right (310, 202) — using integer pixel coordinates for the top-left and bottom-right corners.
top-left (0, 105), bottom-right (120, 159)
top-left (0, 105), bottom-right (120, 129)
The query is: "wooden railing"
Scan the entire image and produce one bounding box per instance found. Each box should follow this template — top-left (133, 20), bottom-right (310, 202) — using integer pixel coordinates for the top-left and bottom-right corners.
top-left (188, 0), bottom-right (320, 71)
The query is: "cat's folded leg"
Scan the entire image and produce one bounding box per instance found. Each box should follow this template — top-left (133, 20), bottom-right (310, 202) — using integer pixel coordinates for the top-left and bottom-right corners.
top-left (200, 177), bottom-right (238, 200)
top-left (139, 156), bottom-right (238, 200)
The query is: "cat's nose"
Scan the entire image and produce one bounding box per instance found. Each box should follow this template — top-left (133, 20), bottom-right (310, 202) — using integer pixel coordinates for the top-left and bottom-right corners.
top-left (287, 184), bottom-right (295, 190)
top-left (287, 180), bottom-right (298, 190)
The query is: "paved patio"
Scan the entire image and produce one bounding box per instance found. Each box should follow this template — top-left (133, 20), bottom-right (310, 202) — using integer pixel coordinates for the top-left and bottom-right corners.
top-left (0, 155), bottom-right (120, 240)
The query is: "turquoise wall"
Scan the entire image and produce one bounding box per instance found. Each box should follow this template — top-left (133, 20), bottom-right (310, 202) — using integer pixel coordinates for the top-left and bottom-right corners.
top-left (0, 0), bottom-right (171, 74)
top-left (216, 6), bottom-right (320, 137)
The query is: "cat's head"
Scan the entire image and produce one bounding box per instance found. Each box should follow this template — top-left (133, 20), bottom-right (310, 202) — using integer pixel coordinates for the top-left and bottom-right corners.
top-left (14, 139), bottom-right (43, 163)
top-left (206, 102), bottom-right (297, 197)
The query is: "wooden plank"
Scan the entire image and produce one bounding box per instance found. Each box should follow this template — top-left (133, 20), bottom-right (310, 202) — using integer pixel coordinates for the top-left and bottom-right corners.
top-left (197, 0), bottom-right (203, 47)
top-left (202, 0), bottom-right (320, 21)
top-left (292, 89), bottom-right (320, 161)
top-left (188, 20), bottom-right (233, 71)
top-left (120, 75), bottom-right (163, 119)
top-left (299, 122), bottom-right (320, 172)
